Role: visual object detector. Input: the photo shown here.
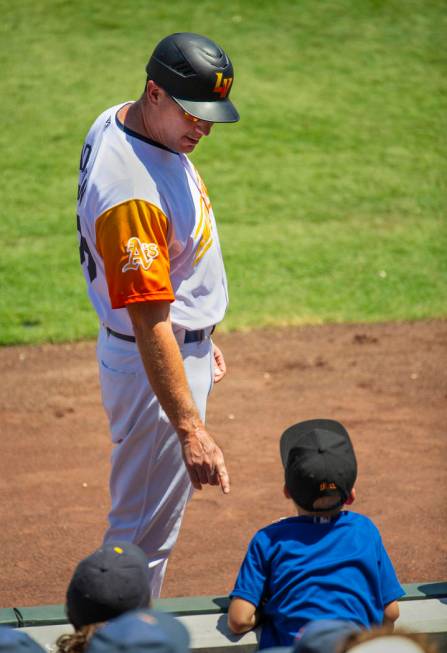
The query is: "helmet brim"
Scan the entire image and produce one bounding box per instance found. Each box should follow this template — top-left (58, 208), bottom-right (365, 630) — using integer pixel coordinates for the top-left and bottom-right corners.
top-left (172, 96), bottom-right (240, 123)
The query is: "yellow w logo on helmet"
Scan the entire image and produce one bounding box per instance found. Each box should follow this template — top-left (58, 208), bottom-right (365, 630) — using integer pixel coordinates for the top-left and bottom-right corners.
top-left (213, 72), bottom-right (233, 98)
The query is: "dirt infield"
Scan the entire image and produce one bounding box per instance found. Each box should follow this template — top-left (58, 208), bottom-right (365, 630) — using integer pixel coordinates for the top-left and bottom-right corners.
top-left (1, 320), bottom-right (446, 608)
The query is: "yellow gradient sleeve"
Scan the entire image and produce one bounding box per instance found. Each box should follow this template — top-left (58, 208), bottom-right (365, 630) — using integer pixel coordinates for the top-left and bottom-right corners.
top-left (96, 199), bottom-right (174, 309)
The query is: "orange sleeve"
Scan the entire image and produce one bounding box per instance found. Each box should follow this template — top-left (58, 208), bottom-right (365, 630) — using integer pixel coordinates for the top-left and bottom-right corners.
top-left (95, 199), bottom-right (174, 309)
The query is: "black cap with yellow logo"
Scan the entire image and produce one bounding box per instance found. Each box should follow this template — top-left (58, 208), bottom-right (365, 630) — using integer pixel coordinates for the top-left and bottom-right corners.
top-left (66, 542), bottom-right (151, 629)
top-left (280, 419), bottom-right (357, 512)
top-left (146, 32), bottom-right (239, 123)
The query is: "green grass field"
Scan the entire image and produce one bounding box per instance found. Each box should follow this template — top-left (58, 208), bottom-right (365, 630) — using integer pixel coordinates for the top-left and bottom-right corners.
top-left (0, 0), bottom-right (445, 344)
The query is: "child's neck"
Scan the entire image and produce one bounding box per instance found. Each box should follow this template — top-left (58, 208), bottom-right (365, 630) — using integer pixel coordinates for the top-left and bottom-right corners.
top-left (295, 505), bottom-right (344, 518)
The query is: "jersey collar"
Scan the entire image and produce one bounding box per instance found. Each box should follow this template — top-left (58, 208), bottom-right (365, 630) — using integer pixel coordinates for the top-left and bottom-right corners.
top-left (115, 108), bottom-right (178, 154)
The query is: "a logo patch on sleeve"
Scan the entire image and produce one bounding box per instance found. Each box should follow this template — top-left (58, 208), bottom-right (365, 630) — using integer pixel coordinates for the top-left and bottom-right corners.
top-left (122, 237), bottom-right (159, 272)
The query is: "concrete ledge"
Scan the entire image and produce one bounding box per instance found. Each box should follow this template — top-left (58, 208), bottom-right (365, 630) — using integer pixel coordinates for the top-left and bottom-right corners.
top-left (18, 601), bottom-right (447, 653)
top-left (2, 582), bottom-right (446, 653)
top-left (1, 582), bottom-right (446, 627)
top-left (21, 615), bottom-right (260, 653)
top-left (398, 581), bottom-right (447, 601)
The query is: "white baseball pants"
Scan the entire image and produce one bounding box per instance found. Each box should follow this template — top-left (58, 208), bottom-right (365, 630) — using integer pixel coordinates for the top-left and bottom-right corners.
top-left (96, 325), bottom-right (214, 598)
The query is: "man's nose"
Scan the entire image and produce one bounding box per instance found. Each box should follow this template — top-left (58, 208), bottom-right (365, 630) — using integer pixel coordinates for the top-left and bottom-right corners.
top-left (195, 120), bottom-right (213, 136)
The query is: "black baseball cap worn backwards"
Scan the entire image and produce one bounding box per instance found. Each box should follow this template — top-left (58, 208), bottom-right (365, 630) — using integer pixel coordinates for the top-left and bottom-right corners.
top-left (146, 32), bottom-right (239, 123)
top-left (66, 541), bottom-right (151, 629)
top-left (280, 419), bottom-right (357, 512)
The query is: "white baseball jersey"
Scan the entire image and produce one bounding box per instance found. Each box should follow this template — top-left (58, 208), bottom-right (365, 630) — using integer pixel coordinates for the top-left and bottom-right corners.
top-left (76, 102), bottom-right (228, 334)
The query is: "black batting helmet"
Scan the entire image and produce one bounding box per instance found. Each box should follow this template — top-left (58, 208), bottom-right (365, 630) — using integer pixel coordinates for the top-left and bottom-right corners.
top-left (146, 32), bottom-right (239, 123)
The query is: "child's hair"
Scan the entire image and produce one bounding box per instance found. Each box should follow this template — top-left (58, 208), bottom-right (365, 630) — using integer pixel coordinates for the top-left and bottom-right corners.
top-left (55, 624), bottom-right (99, 653)
top-left (340, 625), bottom-right (439, 653)
top-left (311, 493), bottom-right (344, 513)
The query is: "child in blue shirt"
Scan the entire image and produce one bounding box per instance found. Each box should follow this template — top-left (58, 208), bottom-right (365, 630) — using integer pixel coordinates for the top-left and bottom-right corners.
top-left (228, 419), bottom-right (403, 649)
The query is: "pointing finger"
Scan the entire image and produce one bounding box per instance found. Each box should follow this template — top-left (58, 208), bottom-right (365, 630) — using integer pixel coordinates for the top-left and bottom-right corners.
top-left (216, 460), bottom-right (230, 494)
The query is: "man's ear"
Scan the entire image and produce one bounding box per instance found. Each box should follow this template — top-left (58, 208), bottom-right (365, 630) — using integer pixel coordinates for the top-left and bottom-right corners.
top-left (345, 487), bottom-right (356, 505)
top-left (283, 484), bottom-right (291, 499)
top-left (146, 80), bottom-right (162, 104)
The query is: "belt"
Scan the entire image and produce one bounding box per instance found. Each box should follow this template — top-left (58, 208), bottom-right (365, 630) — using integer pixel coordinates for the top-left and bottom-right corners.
top-left (105, 326), bottom-right (213, 344)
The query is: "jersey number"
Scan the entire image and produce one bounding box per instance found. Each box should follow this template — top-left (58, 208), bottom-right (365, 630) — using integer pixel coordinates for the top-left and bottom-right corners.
top-left (77, 214), bottom-right (97, 282)
top-left (77, 143), bottom-right (96, 282)
top-left (77, 143), bottom-right (91, 203)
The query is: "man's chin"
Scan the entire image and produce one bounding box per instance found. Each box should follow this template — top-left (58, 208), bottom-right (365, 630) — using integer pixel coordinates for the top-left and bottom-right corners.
top-left (181, 137), bottom-right (200, 152)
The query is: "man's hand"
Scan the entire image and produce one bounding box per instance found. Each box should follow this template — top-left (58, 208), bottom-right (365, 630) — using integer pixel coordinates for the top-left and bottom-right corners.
top-left (213, 343), bottom-right (226, 383)
top-left (128, 302), bottom-right (230, 495)
top-left (181, 427), bottom-right (230, 494)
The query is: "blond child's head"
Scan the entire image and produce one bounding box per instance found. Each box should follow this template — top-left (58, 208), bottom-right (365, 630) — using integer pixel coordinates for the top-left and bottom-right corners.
top-left (340, 625), bottom-right (439, 652)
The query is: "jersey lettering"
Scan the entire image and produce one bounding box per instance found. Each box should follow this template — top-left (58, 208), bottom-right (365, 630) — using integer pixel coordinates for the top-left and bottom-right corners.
top-left (194, 197), bottom-right (213, 265)
top-left (77, 214), bottom-right (97, 282)
top-left (78, 143), bottom-right (92, 204)
top-left (79, 143), bottom-right (92, 172)
top-left (77, 178), bottom-right (87, 203)
top-left (122, 237), bottom-right (160, 272)
top-left (193, 171), bottom-right (213, 265)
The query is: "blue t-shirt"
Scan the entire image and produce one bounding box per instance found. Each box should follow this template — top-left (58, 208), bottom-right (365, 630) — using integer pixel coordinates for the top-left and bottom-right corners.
top-left (230, 511), bottom-right (404, 649)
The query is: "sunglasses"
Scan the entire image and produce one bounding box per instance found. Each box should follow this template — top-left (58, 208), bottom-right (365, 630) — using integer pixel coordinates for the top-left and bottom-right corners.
top-left (182, 110), bottom-right (200, 123)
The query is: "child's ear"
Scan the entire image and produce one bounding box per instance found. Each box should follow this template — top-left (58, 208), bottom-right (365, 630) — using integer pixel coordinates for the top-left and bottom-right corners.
top-left (283, 484), bottom-right (291, 499)
top-left (345, 487), bottom-right (356, 505)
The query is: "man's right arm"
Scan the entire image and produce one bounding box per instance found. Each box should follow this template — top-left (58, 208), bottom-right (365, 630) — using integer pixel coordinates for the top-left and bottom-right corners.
top-left (127, 300), bottom-right (230, 494)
